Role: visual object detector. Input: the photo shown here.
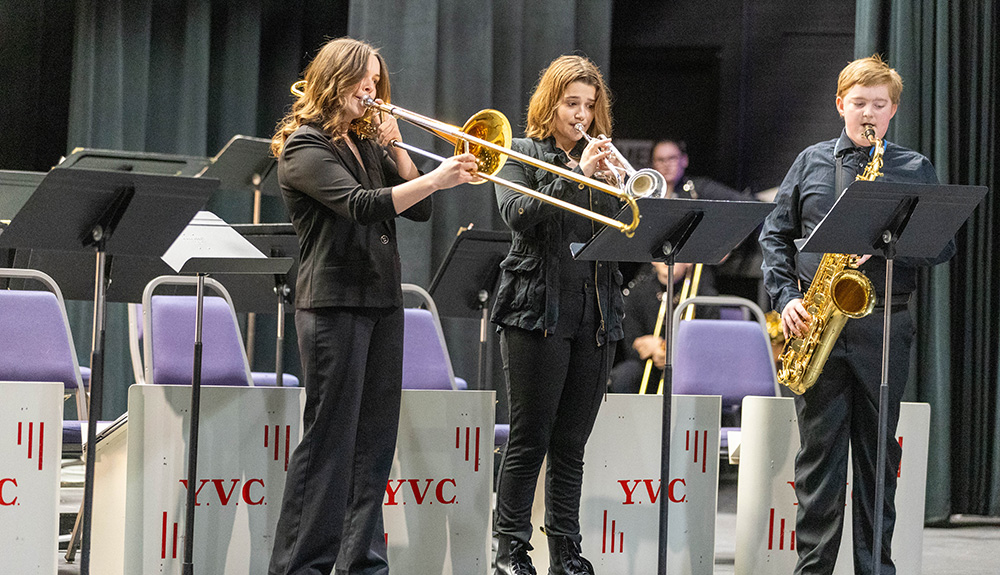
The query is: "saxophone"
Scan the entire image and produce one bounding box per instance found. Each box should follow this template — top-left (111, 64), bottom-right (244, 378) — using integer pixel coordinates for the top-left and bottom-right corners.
top-left (776, 128), bottom-right (882, 394)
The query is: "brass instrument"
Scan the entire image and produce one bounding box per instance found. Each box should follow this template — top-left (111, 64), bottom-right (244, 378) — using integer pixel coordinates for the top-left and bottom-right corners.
top-left (776, 127), bottom-right (881, 394)
top-left (638, 262), bottom-right (702, 394)
top-left (364, 98), bottom-right (641, 236)
top-left (575, 124), bottom-right (667, 199)
top-left (288, 81), bottom-right (641, 234)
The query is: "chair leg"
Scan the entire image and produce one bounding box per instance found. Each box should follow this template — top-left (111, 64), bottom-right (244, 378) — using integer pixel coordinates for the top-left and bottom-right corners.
top-left (64, 498), bottom-right (84, 562)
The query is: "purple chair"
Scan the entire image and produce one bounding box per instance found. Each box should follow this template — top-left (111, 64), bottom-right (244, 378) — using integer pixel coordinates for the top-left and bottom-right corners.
top-left (671, 296), bottom-right (779, 456)
top-left (142, 276), bottom-right (255, 387)
top-left (401, 284), bottom-right (509, 447)
top-left (137, 276), bottom-right (298, 387)
top-left (0, 269), bottom-right (96, 452)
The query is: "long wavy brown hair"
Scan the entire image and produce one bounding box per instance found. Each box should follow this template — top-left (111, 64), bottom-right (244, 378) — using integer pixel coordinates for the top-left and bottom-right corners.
top-left (271, 37), bottom-right (390, 157)
top-left (525, 55), bottom-right (613, 141)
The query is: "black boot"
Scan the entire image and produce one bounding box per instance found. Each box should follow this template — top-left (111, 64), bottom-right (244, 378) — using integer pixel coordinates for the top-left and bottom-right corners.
top-left (495, 534), bottom-right (537, 575)
top-left (547, 535), bottom-right (595, 575)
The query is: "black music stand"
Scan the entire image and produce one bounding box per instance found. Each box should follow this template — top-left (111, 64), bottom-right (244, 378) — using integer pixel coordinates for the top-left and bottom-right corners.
top-left (797, 180), bottom-right (987, 575)
top-left (197, 135), bottom-right (279, 196)
top-left (56, 146), bottom-right (209, 176)
top-left (0, 167), bottom-right (217, 575)
top-left (160, 211), bottom-right (292, 575)
top-left (224, 223), bottom-right (298, 386)
top-left (428, 229), bottom-right (511, 389)
top-left (573, 196), bottom-right (775, 575)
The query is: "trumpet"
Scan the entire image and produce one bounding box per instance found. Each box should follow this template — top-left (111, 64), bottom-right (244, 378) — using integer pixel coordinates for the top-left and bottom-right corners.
top-left (575, 124), bottom-right (667, 199)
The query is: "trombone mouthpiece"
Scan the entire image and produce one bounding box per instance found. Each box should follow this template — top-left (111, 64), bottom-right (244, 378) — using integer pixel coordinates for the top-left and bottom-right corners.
top-left (362, 96), bottom-right (376, 107)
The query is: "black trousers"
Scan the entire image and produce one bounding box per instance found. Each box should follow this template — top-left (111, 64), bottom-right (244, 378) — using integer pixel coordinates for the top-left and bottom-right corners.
top-left (494, 288), bottom-right (614, 544)
top-left (793, 307), bottom-right (913, 575)
top-left (269, 306), bottom-right (404, 575)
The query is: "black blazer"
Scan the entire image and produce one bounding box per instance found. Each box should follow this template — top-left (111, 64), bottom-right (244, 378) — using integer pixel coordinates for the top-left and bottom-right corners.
top-left (279, 124), bottom-right (432, 309)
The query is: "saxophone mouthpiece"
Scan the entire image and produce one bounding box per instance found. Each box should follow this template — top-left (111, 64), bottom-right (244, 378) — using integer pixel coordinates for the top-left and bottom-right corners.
top-left (863, 126), bottom-right (877, 143)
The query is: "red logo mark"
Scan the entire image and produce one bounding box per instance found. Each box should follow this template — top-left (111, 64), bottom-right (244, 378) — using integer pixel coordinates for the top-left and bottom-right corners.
top-left (767, 507), bottom-right (796, 551)
top-left (685, 429), bottom-right (709, 474)
top-left (160, 511), bottom-right (180, 559)
top-left (600, 509), bottom-right (626, 554)
top-left (617, 478), bottom-right (686, 505)
top-left (384, 479), bottom-right (458, 506)
top-left (454, 426), bottom-right (481, 472)
top-left (0, 478), bottom-right (17, 506)
top-left (177, 478), bottom-right (266, 506)
top-left (16, 421), bottom-right (45, 471)
top-left (897, 436), bottom-right (903, 478)
top-left (264, 425), bottom-right (292, 471)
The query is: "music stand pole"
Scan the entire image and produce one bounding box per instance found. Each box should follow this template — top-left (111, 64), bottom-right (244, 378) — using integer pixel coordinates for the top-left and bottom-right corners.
top-left (182, 273), bottom-right (206, 575)
top-left (657, 248), bottom-right (675, 575)
top-left (871, 233), bottom-right (896, 575)
top-left (275, 280), bottom-right (291, 387)
top-left (79, 242), bottom-right (108, 572)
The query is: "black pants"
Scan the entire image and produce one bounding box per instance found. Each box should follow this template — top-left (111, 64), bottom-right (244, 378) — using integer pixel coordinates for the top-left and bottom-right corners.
top-left (494, 288), bottom-right (614, 544)
top-left (793, 307), bottom-right (913, 575)
top-left (269, 306), bottom-right (404, 575)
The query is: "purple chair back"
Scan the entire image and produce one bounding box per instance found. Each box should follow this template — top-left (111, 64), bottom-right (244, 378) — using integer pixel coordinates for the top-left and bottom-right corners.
top-left (402, 308), bottom-right (456, 390)
top-left (673, 319), bottom-right (777, 407)
top-left (0, 290), bottom-right (81, 391)
top-left (148, 295), bottom-right (250, 386)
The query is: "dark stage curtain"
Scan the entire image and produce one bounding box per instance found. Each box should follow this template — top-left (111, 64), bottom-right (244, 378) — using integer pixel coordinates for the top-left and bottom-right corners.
top-left (856, 0), bottom-right (999, 520)
top-left (2, 0), bottom-right (612, 418)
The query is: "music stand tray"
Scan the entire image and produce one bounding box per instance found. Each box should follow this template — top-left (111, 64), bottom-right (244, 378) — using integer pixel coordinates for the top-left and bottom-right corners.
top-left (795, 179), bottom-right (987, 575)
top-left (56, 147), bottom-right (209, 176)
top-left (572, 196), bottom-right (775, 575)
top-left (197, 135), bottom-right (279, 195)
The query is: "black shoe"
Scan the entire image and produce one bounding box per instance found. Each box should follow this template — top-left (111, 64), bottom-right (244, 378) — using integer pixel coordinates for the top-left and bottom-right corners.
top-left (547, 535), bottom-right (595, 575)
top-left (495, 534), bottom-right (537, 575)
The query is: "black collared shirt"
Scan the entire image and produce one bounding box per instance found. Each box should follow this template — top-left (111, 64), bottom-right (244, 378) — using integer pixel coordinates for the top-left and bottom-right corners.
top-left (759, 130), bottom-right (955, 314)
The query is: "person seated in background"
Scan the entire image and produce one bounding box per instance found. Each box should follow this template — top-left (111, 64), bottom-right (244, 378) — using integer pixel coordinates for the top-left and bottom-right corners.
top-left (609, 261), bottom-right (718, 394)
top-left (650, 139), bottom-right (747, 200)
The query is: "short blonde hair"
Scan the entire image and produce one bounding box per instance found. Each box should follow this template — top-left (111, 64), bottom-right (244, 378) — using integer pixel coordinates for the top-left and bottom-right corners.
top-left (525, 55), bottom-right (613, 141)
top-left (837, 54), bottom-right (903, 105)
top-left (272, 37), bottom-right (390, 156)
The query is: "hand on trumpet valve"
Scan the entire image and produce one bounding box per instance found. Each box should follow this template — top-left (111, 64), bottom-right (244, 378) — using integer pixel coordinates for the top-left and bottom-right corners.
top-left (579, 135), bottom-right (615, 178)
top-left (429, 152), bottom-right (482, 188)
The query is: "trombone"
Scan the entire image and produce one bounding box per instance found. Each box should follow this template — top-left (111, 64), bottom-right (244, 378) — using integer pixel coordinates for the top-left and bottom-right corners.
top-left (289, 81), bottom-right (640, 235)
top-left (575, 124), bottom-right (667, 200)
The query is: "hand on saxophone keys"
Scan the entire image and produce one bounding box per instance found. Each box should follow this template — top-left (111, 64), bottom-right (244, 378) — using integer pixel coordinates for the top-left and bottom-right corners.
top-left (781, 298), bottom-right (813, 339)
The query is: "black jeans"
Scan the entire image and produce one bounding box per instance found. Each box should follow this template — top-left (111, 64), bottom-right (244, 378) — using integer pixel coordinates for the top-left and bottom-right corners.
top-left (268, 306), bottom-right (403, 575)
top-left (793, 307), bottom-right (913, 575)
top-left (494, 288), bottom-right (614, 544)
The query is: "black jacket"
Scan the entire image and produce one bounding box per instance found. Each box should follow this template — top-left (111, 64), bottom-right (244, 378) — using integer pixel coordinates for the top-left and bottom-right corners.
top-left (279, 124), bottom-right (432, 309)
top-left (490, 136), bottom-right (624, 345)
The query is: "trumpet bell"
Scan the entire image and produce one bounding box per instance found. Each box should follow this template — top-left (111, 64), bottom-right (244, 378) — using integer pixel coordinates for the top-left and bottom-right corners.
top-left (454, 110), bottom-right (512, 185)
top-left (626, 168), bottom-right (667, 199)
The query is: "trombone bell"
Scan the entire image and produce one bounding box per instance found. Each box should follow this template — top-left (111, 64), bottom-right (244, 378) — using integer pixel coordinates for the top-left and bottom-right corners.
top-left (455, 111), bottom-right (511, 185)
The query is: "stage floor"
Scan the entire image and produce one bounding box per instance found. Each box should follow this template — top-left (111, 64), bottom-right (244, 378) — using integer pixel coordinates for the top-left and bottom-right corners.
top-left (54, 462), bottom-right (1000, 574)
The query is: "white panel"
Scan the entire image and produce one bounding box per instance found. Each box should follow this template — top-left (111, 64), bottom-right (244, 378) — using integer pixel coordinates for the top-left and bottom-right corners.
top-left (384, 389), bottom-right (495, 575)
top-left (92, 385), bottom-right (495, 575)
top-left (0, 381), bottom-right (63, 575)
top-left (579, 394), bottom-right (721, 575)
top-left (735, 397), bottom-right (931, 575)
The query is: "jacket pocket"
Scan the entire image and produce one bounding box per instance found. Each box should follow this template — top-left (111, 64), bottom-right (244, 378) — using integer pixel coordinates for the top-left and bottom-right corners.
top-left (497, 253), bottom-right (543, 313)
